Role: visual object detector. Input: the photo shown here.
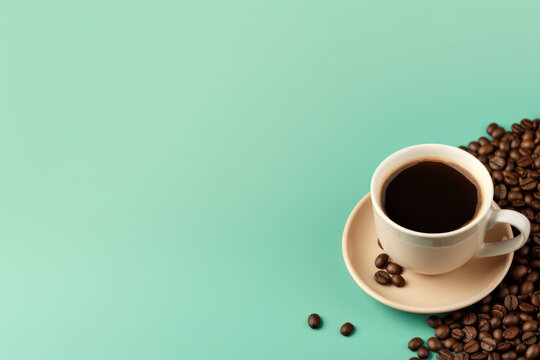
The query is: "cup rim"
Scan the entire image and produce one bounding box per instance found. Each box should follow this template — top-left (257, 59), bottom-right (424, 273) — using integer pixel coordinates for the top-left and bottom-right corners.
top-left (370, 144), bottom-right (493, 239)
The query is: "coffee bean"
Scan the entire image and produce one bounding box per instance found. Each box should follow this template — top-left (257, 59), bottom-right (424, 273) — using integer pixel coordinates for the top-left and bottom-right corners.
top-left (456, 352), bottom-right (470, 360)
top-left (510, 265), bottom-right (529, 280)
top-left (488, 123), bottom-right (499, 134)
top-left (465, 340), bottom-right (480, 353)
top-left (472, 352), bottom-right (488, 360)
top-left (522, 140), bottom-right (535, 151)
top-left (428, 315), bottom-right (443, 329)
top-left (503, 314), bottom-right (520, 327)
top-left (491, 304), bottom-right (507, 318)
top-left (488, 353), bottom-right (501, 360)
top-left (526, 344), bottom-right (540, 359)
top-left (478, 319), bottom-right (491, 332)
top-left (504, 295), bottom-right (519, 311)
top-left (374, 270), bottom-right (391, 285)
top-left (519, 313), bottom-right (534, 322)
top-left (391, 274), bottom-right (406, 287)
top-left (386, 262), bottom-right (402, 275)
top-left (498, 342), bottom-right (512, 352)
top-left (519, 302), bottom-right (534, 313)
top-left (340, 322), bottom-right (354, 336)
top-left (503, 326), bottom-right (520, 340)
top-left (522, 320), bottom-right (538, 332)
top-left (427, 337), bottom-right (443, 351)
top-left (439, 348), bottom-right (456, 360)
top-left (463, 312), bottom-right (477, 325)
top-left (481, 337), bottom-right (498, 352)
top-left (375, 253), bottom-right (389, 268)
top-left (445, 337), bottom-right (458, 349)
top-left (520, 177), bottom-right (537, 191)
top-left (417, 346), bottom-right (430, 359)
top-left (493, 127), bottom-right (506, 139)
top-left (520, 280), bottom-right (534, 295)
top-left (410, 358), bottom-right (421, 360)
top-left (501, 351), bottom-right (518, 360)
top-left (531, 291), bottom-right (540, 306)
top-left (491, 156), bottom-right (507, 170)
top-left (453, 328), bottom-right (465, 340)
top-left (490, 317), bottom-right (501, 329)
top-left (521, 119), bottom-right (534, 129)
top-left (454, 342), bottom-right (465, 353)
top-left (464, 326), bottom-right (478, 342)
top-left (512, 124), bottom-right (525, 134)
top-left (495, 184), bottom-right (508, 200)
top-left (479, 137), bottom-right (491, 145)
top-left (516, 343), bottom-right (527, 355)
top-left (522, 332), bottom-right (537, 345)
top-left (493, 329), bottom-right (503, 341)
top-left (470, 141), bottom-right (481, 151)
top-left (408, 337), bottom-right (424, 351)
top-left (479, 331), bottom-right (491, 341)
top-left (505, 173), bottom-right (519, 186)
top-left (436, 325), bottom-right (451, 340)
top-left (307, 313), bottom-right (321, 329)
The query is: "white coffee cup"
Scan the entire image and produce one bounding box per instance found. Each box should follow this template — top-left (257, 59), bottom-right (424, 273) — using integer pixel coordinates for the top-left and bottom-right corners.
top-left (370, 144), bottom-right (530, 275)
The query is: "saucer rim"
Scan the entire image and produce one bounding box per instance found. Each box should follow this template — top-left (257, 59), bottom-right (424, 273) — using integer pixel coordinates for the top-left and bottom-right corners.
top-left (342, 192), bottom-right (513, 314)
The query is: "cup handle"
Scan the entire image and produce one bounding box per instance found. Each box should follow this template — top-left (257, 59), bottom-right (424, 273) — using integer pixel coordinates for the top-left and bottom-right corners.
top-left (476, 209), bottom-right (530, 258)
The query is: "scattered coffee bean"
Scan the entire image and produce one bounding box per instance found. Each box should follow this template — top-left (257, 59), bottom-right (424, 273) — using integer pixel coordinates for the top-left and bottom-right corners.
top-left (374, 270), bottom-right (391, 285)
top-left (391, 274), bottom-right (406, 287)
top-left (307, 313), bottom-right (321, 329)
top-left (340, 322), bottom-right (354, 336)
top-left (428, 315), bottom-right (443, 329)
top-left (436, 325), bottom-right (451, 340)
top-left (386, 262), bottom-right (402, 275)
top-left (374, 253), bottom-right (389, 268)
top-left (439, 348), bottom-right (456, 360)
top-left (427, 336), bottom-right (443, 351)
top-left (417, 346), bottom-right (430, 359)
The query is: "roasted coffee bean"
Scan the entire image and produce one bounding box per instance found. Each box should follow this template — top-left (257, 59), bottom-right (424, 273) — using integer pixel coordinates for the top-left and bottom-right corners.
top-left (470, 141), bottom-right (481, 151)
top-left (464, 326), bottom-right (478, 342)
top-left (427, 337), bottom-right (443, 351)
top-left (519, 313), bottom-right (534, 322)
top-left (374, 270), bottom-right (391, 285)
top-left (522, 320), bottom-right (538, 332)
top-left (456, 352), bottom-right (470, 360)
top-left (479, 303), bottom-right (492, 313)
top-left (444, 317), bottom-right (455, 326)
top-left (439, 348), bottom-right (456, 360)
top-left (471, 352), bottom-right (488, 360)
top-left (512, 200), bottom-right (527, 208)
top-left (510, 265), bottom-right (529, 280)
top-left (478, 319), bottom-right (490, 332)
top-left (479, 144), bottom-right (496, 155)
top-left (391, 274), bottom-right (405, 287)
top-left (522, 332), bottom-right (537, 345)
top-left (522, 119), bottom-right (534, 129)
top-left (517, 156), bottom-right (533, 168)
top-left (375, 253), bottom-right (389, 268)
top-left (522, 140), bottom-right (535, 151)
top-left (454, 342), bottom-right (465, 353)
top-left (526, 344), bottom-right (540, 359)
top-left (509, 284), bottom-right (519, 295)
top-left (340, 322), bottom-right (354, 336)
top-left (450, 322), bottom-right (462, 330)
top-left (535, 158), bottom-right (540, 170)
top-left (491, 303), bottom-right (507, 318)
top-left (410, 358), bottom-right (421, 360)
top-left (512, 124), bottom-right (525, 134)
top-left (488, 353), bottom-right (501, 360)
top-left (493, 329), bottom-right (503, 341)
top-left (491, 156), bottom-right (507, 170)
top-left (493, 170), bottom-right (505, 183)
top-left (532, 200), bottom-right (540, 210)
top-left (516, 343), bottom-right (527, 354)
top-left (503, 326), bottom-right (520, 340)
top-left (452, 310), bottom-right (464, 321)
top-left (481, 338), bottom-right (497, 352)
top-left (465, 340), bottom-right (480, 353)
top-left (478, 313), bottom-right (490, 320)
top-left (525, 271), bottom-right (538, 282)
top-left (445, 337), bottom-right (458, 349)
top-left (531, 258), bottom-right (540, 268)
top-left (520, 177), bottom-right (537, 191)
top-left (514, 255), bottom-right (528, 265)
top-left (531, 292), bottom-right (540, 307)
top-left (436, 325), bottom-right (451, 340)
top-left (409, 337), bottom-right (424, 351)
top-left (498, 342), bottom-right (512, 352)
top-left (519, 302), bottom-right (534, 313)
top-left (505, 173), bottom-right (520, 186)
top-left (524, 129), bottom-right (536, 139)
top-left (498, 286), bottom-right (511, 300)
top-left (463, 312), bottom-right (477, 325)
top-left (479, 137), bottom-right (491, 145)
top-left (417, 346), bottom-right (430, 359)
top-left (507, 189), bottom-right (523, 201)
top-left (452, 328), bottom-right (465, 340)
top-left (488, 123), bottom-right (499, 134)
top-left (490, 317), bottom-right (501, 329)
top-left (386, 262), bottom-right (402, 275)
top-left (478, 331), bottom-right (491, 341)
top-left (504, 295), bottom-right (519, 311)
top-left (493, 127), bottom-right (506, 139)
top-left (503, 314), bottom-right (520, 327)
top-left (428, 315), bottom-right (443, 329)
top-left (308, 313), bottom-right (321, 329)
top-left (501, 351), bottom-right (518, 360)
top-left (533, 247), bottom-right (540, 259)
top-left (520, 280), bottom-right (534, 295)
top-left (479, 155), bottom-right (489, 164)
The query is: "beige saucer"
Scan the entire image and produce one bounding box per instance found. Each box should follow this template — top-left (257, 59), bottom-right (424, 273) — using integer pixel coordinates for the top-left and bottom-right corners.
top-left (342, 193), bottom-right (513, 313)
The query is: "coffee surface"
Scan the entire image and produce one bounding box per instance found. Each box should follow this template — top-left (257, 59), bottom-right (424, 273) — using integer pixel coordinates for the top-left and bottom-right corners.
top-left (382, 160), bottom-right (479, 233)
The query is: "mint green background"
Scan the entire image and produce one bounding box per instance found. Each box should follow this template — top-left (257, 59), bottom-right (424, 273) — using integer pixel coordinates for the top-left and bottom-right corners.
top-left (2, 1), bottom-right (540, 359)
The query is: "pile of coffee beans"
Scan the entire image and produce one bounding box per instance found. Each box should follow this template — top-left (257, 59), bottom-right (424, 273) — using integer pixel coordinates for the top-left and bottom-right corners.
top-left (406, 119), bottom-right (540, 360)
top-left (307, 313), bottom-right (355, 337)
top-left (374, 243), bottom-right (406, 287)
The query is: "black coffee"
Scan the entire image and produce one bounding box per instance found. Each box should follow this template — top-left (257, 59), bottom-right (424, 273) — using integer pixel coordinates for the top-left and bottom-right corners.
top-left (381, 160), bottom-right (480, 233)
